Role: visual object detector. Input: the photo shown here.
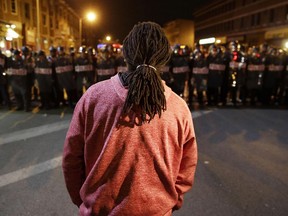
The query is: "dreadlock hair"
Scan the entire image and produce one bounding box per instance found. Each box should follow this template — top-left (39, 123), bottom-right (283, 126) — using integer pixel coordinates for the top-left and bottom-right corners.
top-left (122, 21), bottom-right (171, 124)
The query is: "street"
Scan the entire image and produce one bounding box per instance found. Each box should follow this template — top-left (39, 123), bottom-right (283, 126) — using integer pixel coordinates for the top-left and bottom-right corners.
top-left (0, 106), bottom-right (287, 216)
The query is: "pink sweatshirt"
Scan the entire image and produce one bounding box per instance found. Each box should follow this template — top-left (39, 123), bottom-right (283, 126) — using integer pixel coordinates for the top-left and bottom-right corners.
top-left (62, 74), bottom-right (197, 216)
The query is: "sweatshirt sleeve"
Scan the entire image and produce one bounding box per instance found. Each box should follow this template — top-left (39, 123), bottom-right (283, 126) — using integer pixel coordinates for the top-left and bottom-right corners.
top-left (62, 97), bottom-right (86, 207)
top-left (173, 117), bottom-right (198, 211)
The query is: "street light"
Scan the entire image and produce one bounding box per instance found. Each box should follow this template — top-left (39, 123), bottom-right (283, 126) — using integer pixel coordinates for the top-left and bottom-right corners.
top-left (79, 11), bottom-right (97, 46)
top-left (105, 35), bottom-right (111, 42)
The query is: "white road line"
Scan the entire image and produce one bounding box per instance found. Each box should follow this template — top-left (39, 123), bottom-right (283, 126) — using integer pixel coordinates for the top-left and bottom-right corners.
top-left (0, 110), bottom-right (212, 188)
top-left (0, 120), bottom-right (70, 146)
top-left (192, 110), bottom-right (213, 119)
top-left (0, 156), bottom-right (62, 188)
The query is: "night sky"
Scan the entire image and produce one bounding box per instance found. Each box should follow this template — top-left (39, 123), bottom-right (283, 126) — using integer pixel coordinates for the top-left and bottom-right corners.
top-left (66, 0), bottom-right (210, 43)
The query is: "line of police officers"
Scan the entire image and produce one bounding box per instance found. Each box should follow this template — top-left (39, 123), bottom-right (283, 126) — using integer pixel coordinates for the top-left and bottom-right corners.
top-left (161, 41), bottom-right (288, 108)
top-left (1, 41), bottom-right (288, 111)
top-left (0, 44), bottom-right (127, 111)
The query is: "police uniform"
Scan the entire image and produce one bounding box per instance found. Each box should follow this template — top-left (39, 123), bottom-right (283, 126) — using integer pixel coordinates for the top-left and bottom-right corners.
top-left (74, 46), bottom-right (95, 99)
top-left (48, 46), bottom-right (64, 107)
top-left (170, 45), bottom-right (191, 98)
top-left (282, 55), bottom-right (288, 105)
top-left (87, 47), bottom-right (97, 83)
top-left (263, 48), bottom-right (284, 105)
top-left (7, 50), bottom-right (30, 111)
top-left (191, 49), bottom-right (208, 106)
top-left (159, 60), bottom-right (174, 89)
top-left (115, 51), bottom-right (128, 74)
top-left (96, 46), bottom-right (116, 82)
top-left (35, 50), bottom-right (53, 109)
top-left (0, 50), bottom-right (10, 108)
top-left (227, 41), bottom-right (247, 106)
top-left (245, 47), bottom-right (265, 106)
top-left (54, 46), bottom-right (77, 108)
top-left (206, 45), bottom-right (226, 106)
top-left (22, 46), bottom-right (36, 105)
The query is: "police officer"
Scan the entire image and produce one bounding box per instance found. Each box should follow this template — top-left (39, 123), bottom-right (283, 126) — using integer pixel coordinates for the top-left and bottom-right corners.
top-left (7, 49), bottom-right (30, 111)
top-left (54, 46), bottom-right (77, 108)
top-left (35, 50), bottom-right (53, 109)
top-left (206, 44), bottom-right (226, 106)
top-left (48, 46), bottom-right (63, 107)
top-left (227, 41), bottom-right (247, 107)
top-left (191, 48), bottom-right (209, 107)
top-left (159, 59), bottom-right (174, 89)
top-left (170, 45), bottom-right (192, 100)
top-left (87, 47), bottom-right (97, 83)
top-left (0, 49), bottom-right (10, 109)
top-left (96, 44), bottom-right (116, 82)
top-left (263, 48), bottom-right (284, 106)
top-left (69, 46), bottom-right (76, 66)
top-left (74, 46), bottom-right (95, 99)
top-left (115, 48), bottom-right (128, 74)
top-left (282, 52), bottom-right (288, 106)
top-left (22, 46), bottom-right (36, 107)
top-left (245, 46), bottom-right (265, 106)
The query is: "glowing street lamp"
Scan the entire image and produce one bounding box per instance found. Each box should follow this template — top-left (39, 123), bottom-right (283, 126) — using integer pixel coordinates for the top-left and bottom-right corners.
top-left (79, 11), bottom-right (97, 45)
top-left (106, 35), bottom-right (111, 42)
top-left (86, 12), bottom-right (96, 22)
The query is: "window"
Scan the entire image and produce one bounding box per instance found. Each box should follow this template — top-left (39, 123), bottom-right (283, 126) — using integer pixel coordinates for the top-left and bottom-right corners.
top-left (251, 14), bottom-right (255, 26)
top-left (269, 9), bottom-right (274, 23)
top-left (11, 0), bottom-right (17, 14)
top-left (256, 13), bottom-right (261, 25)
top-left (42, 14), bottom-right (47, 26)
top-left (50, 17), bottom-right (53, 28)
top-left (3, 0), bottom-right (7, 12)
top-left (55, 19), bottom-right (59, 29)
top-left (240, 17), bottom-right (244, 28)
top-left (24, 3), bottom-right (30, 19)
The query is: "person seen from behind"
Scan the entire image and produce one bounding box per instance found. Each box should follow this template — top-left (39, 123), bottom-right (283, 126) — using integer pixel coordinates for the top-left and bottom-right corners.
top-left (62, 21), bottom-right (198, 216)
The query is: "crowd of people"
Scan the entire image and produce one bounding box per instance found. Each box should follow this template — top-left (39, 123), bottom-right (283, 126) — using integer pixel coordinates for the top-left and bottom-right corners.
top-left (0, 44), bottom-right (127, 111)
top-left (0, 41), bottom-right (288, 111)
top-left (163, 41), bottom-right (288, 108)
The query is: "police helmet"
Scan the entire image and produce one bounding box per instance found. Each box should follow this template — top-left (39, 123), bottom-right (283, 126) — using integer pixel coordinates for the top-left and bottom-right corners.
top-left (193, 48), bottom-right (202, 59)
top-left (13, 49), bottom-right (21, 56)
top-left (49, 46), bottom-right (57, 52)
top-left (182, 45), bottom-right (190, 56)
top-left (69, 46), bottom-right (75, 54)
top-left (252, 46), bottom-right (259, 53)
top-left (260, 43), bottom-right (268, 53)
top-left (229, 41), bottom-right (239, 52)
top-left (88, 47), bottom-right (95, 55)
top-left (269, 47), bottom-right (277, 55)
top-left (21, 46), bottom-right (30, 54)
top-left (209, 44), bottom-right (217, 54)
top-left (57, 46), bottom-right (65, 52)
top-left (173, 44), bottom-right (181, 55)
top-left (38, 50), bottom-right (46, 57)
top-left (79, 46), bottom-right (87, 53)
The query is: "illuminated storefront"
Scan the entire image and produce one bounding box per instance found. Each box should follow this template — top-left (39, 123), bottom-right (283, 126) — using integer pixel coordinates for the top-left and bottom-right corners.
top-left (0, 21), bottom-right (19, 51)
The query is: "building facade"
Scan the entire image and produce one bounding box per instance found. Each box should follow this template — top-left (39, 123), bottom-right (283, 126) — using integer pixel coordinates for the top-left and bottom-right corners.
top-left (193, 0), bottom-right (288, 49)
top-left (163, 19), bottom-right (195, 48)
top-left (0, 0), bottom-right (80, 53)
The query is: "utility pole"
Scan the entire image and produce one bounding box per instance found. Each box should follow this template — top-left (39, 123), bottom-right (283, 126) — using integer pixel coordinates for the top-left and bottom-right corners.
top-left (36, 0), bottom-right (41, 50)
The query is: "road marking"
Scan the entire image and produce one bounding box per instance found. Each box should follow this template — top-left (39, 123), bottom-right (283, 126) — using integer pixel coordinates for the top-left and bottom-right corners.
top-left (10, 114), bottom-right (36, 128)
top-left (0, 156), bottom-right (62, 188)
top-left (0, 109), bottom-right (212, 188)
top-left (192, 110), bottom-right (213, 119)
top-left (0, 109), bottom-right (15, 120)
top-left (0, 120), bottom-right (70, 146)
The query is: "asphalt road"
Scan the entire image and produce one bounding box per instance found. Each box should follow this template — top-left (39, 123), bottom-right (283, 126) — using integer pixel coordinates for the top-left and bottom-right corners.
top-left (0, 106), bottom-right (287, 216)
